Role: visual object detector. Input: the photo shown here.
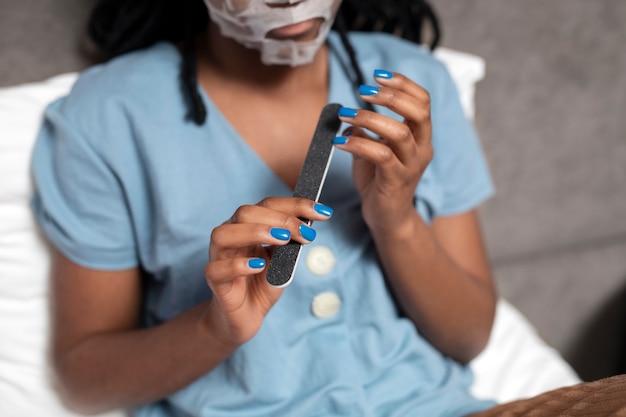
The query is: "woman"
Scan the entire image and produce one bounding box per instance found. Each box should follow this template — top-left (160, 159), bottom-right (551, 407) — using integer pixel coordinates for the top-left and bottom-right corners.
top-left (32, 0), bottom-right (497, 415)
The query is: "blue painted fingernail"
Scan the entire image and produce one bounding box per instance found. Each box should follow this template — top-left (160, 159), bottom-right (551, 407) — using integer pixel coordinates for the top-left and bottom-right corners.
top-left (299, 224), bottom-right (316, 241)
top-left (359, 84), bottom-right (379, 96)
top-left (374, 69), bottom-right (393, 79)
top-left (333, 136), bottom-right (349, 145)
top-left (338, 107), bottom-right (358, 118)
top-left (248, 258), bottom-right (266, 269)
top-left (270, 228), bottom-right (291, 241)
top-left (314, 203), bottom-right (334, 217)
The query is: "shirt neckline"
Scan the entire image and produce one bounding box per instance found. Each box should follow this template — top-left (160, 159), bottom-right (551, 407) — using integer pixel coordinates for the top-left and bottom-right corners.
top-left (185, 37), bottom-right (347, 193)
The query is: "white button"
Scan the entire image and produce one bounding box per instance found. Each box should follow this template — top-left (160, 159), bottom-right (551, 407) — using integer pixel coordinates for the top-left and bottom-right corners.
top-left (306, 245), bottom-right (336, 276)
top-left (311, 292), bottom-right (342, 319)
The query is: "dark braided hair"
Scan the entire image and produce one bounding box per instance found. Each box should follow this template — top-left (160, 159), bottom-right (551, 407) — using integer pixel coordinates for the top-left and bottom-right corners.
top-left (337, 0), bottom-right (440, 89)
top-left (87, 0), bottom-right (441, 126)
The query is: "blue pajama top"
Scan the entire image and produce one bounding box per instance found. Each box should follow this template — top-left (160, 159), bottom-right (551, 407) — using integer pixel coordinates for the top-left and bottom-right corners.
top-left (32, 32), bottom-right (495, 417)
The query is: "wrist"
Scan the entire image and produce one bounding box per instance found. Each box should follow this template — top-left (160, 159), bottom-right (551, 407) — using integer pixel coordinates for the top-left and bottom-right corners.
top-left (197, 300), bottom-right (241, 356)
top-left (367, 207), bottom-right (424, 242)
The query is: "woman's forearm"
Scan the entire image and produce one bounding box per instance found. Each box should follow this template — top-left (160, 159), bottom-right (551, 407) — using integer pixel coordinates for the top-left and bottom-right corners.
top-left (53, 300), bottom-right (236, 414)
top-left (370, 211), bottom-right (496, 364)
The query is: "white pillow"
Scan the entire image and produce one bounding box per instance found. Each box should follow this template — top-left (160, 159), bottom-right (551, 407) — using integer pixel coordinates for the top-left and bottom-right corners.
top-left (435, 47), bottom-right (485, 121)
top-left (469, 299), bottom-right (580, 402)
top-left (0, 49), bottom-right (579, 417)
top-left (0, 73), bottom-right (126, 417)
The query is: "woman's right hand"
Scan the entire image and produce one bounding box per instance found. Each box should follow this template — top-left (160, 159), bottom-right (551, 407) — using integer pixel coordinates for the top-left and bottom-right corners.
top-left (204, 197), bottom-right (333, 347)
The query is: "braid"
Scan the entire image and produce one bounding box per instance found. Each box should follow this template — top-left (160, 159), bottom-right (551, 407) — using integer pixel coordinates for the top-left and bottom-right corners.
top-left (88, 0), bottom-right (208, 125)
top-left (337, 0), bottom-right (441, 50)
top-left (180, 38), bottom-right (207, 125)
top-left (333, 10), bottom-right (375, 112)
top-left (420, 1), bottom-right (441, 51)
top-left (334, 0), bottom-right (441, 111)
top-left (180, 2), bottom-right (207, 124)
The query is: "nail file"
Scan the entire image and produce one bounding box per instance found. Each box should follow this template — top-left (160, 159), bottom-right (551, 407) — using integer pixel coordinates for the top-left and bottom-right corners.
top-left (266, 103), bottom-right (342, 288)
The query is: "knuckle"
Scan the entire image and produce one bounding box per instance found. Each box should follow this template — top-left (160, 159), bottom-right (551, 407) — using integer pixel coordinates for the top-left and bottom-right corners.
top-left (204, 263), bottom-right (216, 283)
top-left (210, 226), bottom-right (225, 244)
top-left (295, 197), bottom-right (313, 212)
top-left (415, 107), bottom-right (431, 123)
top-left (379, 147), bottom-right (395, 164)
top-left (400, 125), bottom-right (413, 142)
top-left (383, 88), bottom-right (399, 105)
top-left (231, 205), bottom-right (252, 223)
top-left (279, 213), bottom-right (293, 228)
top-left (359, 110), bottom-right (374, 125)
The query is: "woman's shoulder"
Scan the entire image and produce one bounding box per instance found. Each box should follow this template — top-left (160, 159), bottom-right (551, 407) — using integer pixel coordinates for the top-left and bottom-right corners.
top-left (60, 43), bottom-right (179, 114)
top-left (76, 42), bottom-right (180, 94)
top-left (50, 42), bottom-right (185, 135)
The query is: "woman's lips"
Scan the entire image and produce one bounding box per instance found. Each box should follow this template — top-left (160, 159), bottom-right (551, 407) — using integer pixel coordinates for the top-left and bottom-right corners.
top-left (265, 18), bottom-right (324, 41)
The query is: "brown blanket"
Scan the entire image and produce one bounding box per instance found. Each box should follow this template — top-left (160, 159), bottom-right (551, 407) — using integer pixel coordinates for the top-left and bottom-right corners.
top-left (471, 375), bottom-right (626, 417)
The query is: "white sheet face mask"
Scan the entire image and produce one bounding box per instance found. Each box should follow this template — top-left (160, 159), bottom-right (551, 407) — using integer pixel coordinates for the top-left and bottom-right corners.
top-left (203, 0), bottom-right (341, 66)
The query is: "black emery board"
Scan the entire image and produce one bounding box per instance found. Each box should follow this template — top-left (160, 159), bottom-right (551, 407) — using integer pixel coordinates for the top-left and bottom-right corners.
top-left (266, 103), bottom-right (342, 287)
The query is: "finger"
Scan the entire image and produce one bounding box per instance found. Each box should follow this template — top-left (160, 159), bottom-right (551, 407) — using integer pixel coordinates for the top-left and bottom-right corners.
top-left (211, 222), bottom-right (320, 266)
top-left (205, 256), bottom-right (283, 317)
top-left (372, 69), bottom-right (431, 106)
top-left (333, 131), bottom-right (403, 180)
top-left (367, 70), bottom-right (433, 144)
top-left (235, 198), bottom-right (334, 224)
top-left (205, 256), bottom-right (267, 287)
top-left (228, 200), bottom-right (332, 239)
top-left (358, 84), bottom-right (432, 134)
top-left (210, 223), bottom-right (294, 256)
top-left (338, 107), bottom-right (418, 165)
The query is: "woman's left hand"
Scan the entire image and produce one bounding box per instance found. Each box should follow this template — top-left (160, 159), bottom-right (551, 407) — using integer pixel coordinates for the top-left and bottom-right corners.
top-left (335, 70), bottom-right (433, 235)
